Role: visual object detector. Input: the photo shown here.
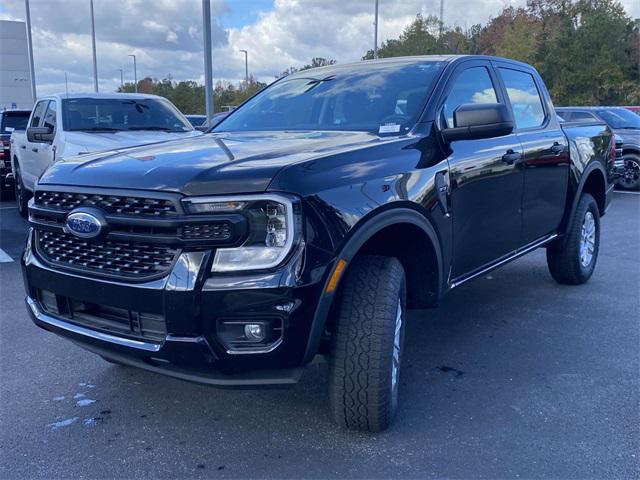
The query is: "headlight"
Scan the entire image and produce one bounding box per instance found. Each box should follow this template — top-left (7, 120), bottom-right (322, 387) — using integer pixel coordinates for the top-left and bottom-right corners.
top-left (184, 194), bottom-right (300, 272)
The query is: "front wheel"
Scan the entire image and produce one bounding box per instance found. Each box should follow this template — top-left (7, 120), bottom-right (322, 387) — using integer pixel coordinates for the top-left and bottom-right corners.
top-left (328, 255), bottom-right (406, 432)
top-left (546, 193), bottom-right (600, 285)
top-left (13, 162), bottom-right (30, 218)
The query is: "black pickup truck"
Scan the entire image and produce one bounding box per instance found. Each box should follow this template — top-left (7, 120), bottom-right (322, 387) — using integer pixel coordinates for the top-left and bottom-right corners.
top-left (22, 56), bottom-right (615, 432)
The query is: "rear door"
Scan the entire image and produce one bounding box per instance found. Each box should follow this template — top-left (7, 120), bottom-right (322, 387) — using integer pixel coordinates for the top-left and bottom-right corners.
top-left (20, 99), bottom-right (49, 189)
top-left (495, 65), bottom-right (569, 244)
top-left (441, 61), bottom-right (525, 279)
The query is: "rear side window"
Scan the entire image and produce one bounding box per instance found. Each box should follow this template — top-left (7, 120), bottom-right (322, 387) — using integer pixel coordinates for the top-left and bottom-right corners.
top-left (499, 68), bottom-right (545, 129)
top-left (30, 101), bottom-right (49, 128)
top-left (569, 111), bottom-right (599, 123)
top-left (443, 67), bottom-right (498, 128)
top-left (1, 112), bottom-right (30, 133)
top-left (43, 101), bottom-right (57, 132)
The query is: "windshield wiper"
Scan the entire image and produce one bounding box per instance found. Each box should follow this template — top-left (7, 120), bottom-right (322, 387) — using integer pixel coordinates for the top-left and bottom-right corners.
top-left (127, 126), bottom-right (185, 132)
top-left (68, 127), bottom-right (123, 132)
top-left (304, 75), bottom-right (336, 93)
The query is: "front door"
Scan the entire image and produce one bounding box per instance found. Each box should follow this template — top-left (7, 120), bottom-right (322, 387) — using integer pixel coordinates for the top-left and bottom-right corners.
top-left (441, 63), bottom-right (525, 280)
top-left (20, 99), bottom-right (49, 189)
top-left (32, 100), bottom-right (58, 180)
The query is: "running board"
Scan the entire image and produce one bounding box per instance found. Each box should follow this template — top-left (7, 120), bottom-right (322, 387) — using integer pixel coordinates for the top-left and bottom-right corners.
top-left (449, 233), bottom-right (558, 289)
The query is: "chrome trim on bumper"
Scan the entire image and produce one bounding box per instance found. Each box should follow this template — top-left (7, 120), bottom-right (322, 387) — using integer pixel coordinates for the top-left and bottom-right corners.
top-left (26, 296), bottom-right (162, 352)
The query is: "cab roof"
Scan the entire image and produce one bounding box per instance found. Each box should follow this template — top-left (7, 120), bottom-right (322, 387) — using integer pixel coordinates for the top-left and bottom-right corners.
top-left (39, 92), bottom-right (164, 101)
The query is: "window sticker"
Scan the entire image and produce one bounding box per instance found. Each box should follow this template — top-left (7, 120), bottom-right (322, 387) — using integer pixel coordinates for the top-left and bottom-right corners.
top-left (379, 123), bottom-right (400, 134)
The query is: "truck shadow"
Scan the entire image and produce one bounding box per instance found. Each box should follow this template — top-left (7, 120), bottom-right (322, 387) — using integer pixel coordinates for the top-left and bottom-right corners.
top-left (90, 251), bottom-right (565, 443)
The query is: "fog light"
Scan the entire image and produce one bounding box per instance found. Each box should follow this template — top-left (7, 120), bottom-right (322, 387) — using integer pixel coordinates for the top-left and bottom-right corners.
top-left (244, 324), bottom-right (264, 342)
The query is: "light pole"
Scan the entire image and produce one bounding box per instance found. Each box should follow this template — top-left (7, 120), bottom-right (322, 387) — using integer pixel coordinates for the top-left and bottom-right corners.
top-left (202, 0), bottom-right (214, 122)
top-left (90, 0), bottom-right (98, 92)
top-left (24, 0), bottom-right (36, 100)
top-left (239, 49), bottom-right (248, 89)
top-left (117, 69), bottom-right (124, 90)
top-left (439, 0), bottom-right (444, 37)
top-left (128, 54), bottom-right (138, 93)
top-left (373, 0), bottom-right (379, 59)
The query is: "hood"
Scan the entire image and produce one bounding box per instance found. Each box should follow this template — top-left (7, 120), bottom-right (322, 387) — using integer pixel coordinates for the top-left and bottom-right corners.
top-left (62, 130), bottom-right (202, 153)
top-left (612, 129), bottom-right (640, 147)
top-left (39, 131), bottom-right (385, 195)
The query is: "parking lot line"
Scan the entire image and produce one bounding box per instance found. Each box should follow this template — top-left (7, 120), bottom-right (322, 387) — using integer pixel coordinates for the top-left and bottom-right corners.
top-left (0, 205), bottom-right (18, 210)
top-left (0, 248), bottom-right (14, 263)
top-left (614, 190), bottom-right (640, 195)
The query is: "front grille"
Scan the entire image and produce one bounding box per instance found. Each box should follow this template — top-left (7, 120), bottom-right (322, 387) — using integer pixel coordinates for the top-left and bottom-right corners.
top-left (37, 230), bottom-right (179, 280)
top-left (38, 289), bottom-right (166, 342)
top-left (182, 223), bottom-right (232, 240)
top-left (35, 191), bottom-right (178, 217)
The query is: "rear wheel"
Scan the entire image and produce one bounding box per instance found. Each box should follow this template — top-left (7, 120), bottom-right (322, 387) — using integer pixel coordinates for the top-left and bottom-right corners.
top-left (616, 153), bottom-right (640, 190)
top-left (13, 162), bottom-right (30, 218)
top-left (546, 193), bottom-right (600, 285)
top-left (329, 255), bottom-right (406, 432)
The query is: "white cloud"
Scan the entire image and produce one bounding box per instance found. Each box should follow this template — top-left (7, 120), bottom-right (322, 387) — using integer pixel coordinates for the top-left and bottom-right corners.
top-left (1, 0), bottom-right (638, 98)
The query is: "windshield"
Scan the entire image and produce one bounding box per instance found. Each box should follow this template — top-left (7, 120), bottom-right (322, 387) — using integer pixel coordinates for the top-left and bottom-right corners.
top-left (596, 108), bottom-right (640, 130)
top-left (215, 61), bottom-right (445, 135)
top-left (62, 98), bottom-right (192, 132)
top-left (1, 112), bottom-right (30, 133)
top-left (186, 115), bottom-right (206, 127)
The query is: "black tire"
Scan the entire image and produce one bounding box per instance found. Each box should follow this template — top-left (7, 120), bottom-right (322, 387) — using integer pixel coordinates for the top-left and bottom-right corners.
top-left (0, 179), bottom-right (11, 201)
top-left (329, 255), bottom-right (407, 432)
top-left (616, 153), bottom-right (640, 190)
top-left (13, 161), bottom-right (30, 218)
top-left (546, 193), bottom-right (600, 285)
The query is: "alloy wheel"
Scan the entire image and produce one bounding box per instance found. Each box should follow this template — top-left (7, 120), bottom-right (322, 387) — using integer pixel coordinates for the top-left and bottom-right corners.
top-left (579, 211), bottom-right (596, 268)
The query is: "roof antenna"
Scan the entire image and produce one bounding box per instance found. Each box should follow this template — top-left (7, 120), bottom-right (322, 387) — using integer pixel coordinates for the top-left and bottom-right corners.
top-left (64, 72), bottom-right (69, 97)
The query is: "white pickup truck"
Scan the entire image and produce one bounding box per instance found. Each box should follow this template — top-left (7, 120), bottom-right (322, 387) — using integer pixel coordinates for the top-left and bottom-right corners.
top-left (10, 92), bottom-right (201, 216)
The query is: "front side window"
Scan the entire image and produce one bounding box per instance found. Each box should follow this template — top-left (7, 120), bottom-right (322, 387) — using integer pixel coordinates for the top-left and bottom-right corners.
top-left (442, 67), bottom-right (498, 128)
top-left (215, 61), bottom-right (445, 135)
top-left (30, 101), bottom-right (48, 128)
top-left (61, 98), bottom-right (192, 132)
top-left (43, 101), bottom-right (57, 132)
top-left (499, 68), bottom-right (546, 129)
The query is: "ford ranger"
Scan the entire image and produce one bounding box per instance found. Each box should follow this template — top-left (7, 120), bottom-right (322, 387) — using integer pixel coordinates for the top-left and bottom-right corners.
top-left (22, 56), bottom-right (616, 432)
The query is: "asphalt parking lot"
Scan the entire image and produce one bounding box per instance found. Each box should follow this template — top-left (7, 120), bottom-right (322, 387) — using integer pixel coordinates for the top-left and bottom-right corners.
top-left (0, 191), bottom-right (638, 479)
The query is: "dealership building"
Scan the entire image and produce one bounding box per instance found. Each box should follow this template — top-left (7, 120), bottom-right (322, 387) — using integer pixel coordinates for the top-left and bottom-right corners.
top-left (0, 20), bottom-right (34, 110)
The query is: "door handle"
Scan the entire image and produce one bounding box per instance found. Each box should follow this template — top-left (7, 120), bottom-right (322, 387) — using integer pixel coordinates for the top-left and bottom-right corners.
top-left (550, 143), bottom-right (564, 155)
top-left (20, 145), bottom-right (26, 149)
top-left (501, 150), bottom-right (522, 165)
top-left (31, 148), bottom-right (38, 153)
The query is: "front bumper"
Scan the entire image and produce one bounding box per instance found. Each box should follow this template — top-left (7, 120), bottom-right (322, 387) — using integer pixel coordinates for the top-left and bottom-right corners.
top-left (22, 229), bottom-right (328, 387)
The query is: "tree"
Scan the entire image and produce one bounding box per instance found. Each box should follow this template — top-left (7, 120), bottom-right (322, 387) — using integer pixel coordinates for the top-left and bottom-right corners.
top-left (360, 2), bottom-right (639, 105)
top-left (119, 76), bottom-right (267, 114)
top-left (277, 57), bottom-right (337, 78)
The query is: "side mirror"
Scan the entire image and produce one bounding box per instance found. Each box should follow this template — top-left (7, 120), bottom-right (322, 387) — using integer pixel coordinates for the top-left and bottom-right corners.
top-left (27, 126), bottom-right (54, 143)
top-left (441, 103), bottom-right (513, 142)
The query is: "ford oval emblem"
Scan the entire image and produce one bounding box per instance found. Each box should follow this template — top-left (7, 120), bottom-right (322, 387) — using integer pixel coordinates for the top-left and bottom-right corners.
top-left (65, 211), bottom-right (104, 239)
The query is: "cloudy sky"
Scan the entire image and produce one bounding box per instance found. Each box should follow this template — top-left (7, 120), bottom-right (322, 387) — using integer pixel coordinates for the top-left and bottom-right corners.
top-left (1, 0), bottom-right (639, 96)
